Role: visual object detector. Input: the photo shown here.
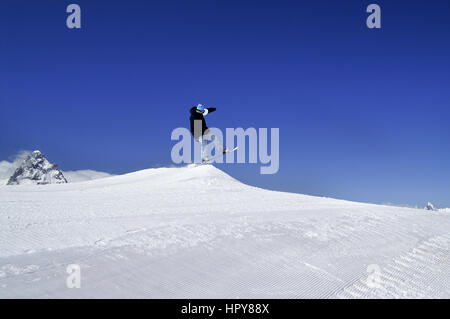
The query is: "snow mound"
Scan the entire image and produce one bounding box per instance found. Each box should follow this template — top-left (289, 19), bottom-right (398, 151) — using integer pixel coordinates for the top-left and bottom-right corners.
top-left (62, 169), bottom-right (113, 183)
top-left (0, 164), bottom-right (449, 298)
top-left (6, 150), bottom-right (67, 185)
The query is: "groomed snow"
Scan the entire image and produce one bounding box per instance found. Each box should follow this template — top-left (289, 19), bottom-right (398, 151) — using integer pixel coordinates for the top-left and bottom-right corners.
top-left (62, 170), bottom-right (114, 183)
top-left (0, 165), bottom-right (449, 298)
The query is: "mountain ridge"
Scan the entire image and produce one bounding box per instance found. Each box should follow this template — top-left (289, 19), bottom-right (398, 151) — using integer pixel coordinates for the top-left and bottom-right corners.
top-left (7, 150), bottom-right (67, 185)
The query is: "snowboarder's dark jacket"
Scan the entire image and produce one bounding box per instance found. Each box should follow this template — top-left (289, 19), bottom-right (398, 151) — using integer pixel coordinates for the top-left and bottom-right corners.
top-left (189, 107), bottom-right (216, 140)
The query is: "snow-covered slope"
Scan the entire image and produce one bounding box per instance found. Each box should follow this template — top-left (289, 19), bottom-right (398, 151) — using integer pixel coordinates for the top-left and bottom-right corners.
top-left (0, 165), bottom-right (449, 298)
top-left (62, 170), bottom-right (114, 183)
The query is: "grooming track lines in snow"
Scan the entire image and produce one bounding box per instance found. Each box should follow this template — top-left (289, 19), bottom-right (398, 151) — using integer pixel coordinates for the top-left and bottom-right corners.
top-left (0, 165), bottom-right (449, 298)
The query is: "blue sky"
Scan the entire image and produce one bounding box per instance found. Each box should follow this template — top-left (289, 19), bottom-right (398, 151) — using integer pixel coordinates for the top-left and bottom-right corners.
top-left (1, 0), bottom-right (449, 207)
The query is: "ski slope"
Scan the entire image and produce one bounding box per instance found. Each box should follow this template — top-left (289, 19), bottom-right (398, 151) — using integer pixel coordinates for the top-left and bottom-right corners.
top-left (0, 165), bottom-right (449, 298)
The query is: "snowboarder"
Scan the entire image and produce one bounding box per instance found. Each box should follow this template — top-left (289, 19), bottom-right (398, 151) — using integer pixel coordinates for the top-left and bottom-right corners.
top-left (189, 104), bottom-right (226, 162)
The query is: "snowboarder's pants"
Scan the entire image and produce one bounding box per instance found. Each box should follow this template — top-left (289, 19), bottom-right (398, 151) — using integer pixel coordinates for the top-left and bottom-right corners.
top-left (196, 130), bottom-right (223, 160)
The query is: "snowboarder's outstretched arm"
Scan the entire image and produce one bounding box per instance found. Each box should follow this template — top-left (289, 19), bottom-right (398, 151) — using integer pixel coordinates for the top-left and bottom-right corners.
top-left (202, 107), bottom-right (216, 116)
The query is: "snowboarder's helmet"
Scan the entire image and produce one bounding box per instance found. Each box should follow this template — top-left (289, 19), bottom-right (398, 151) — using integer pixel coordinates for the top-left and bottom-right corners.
top-left (196, 104), bottom-right (205, 113)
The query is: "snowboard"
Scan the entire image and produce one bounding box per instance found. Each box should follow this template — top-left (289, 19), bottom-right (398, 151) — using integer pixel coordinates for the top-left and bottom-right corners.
top-left (202, 147), bottom-right (239, 163)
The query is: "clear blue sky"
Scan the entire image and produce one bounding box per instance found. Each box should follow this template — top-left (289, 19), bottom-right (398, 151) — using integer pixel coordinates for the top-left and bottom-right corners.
top-left (1, 0), bottom-right (449, 207)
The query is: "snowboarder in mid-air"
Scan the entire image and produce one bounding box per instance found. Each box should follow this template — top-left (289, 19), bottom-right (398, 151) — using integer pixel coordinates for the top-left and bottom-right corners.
top-left (190, 104), bottom-right (231, 163)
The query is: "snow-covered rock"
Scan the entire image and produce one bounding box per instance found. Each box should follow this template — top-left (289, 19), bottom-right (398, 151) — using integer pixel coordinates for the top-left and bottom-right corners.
top-left (425, 202), bottom-right (437, 211)
top-left (6, 150), bottom-right (67, 185)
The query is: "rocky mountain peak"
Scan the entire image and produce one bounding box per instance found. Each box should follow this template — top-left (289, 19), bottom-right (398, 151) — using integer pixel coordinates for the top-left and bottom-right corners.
top-left (7, 150), bottom-right (67, 185)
